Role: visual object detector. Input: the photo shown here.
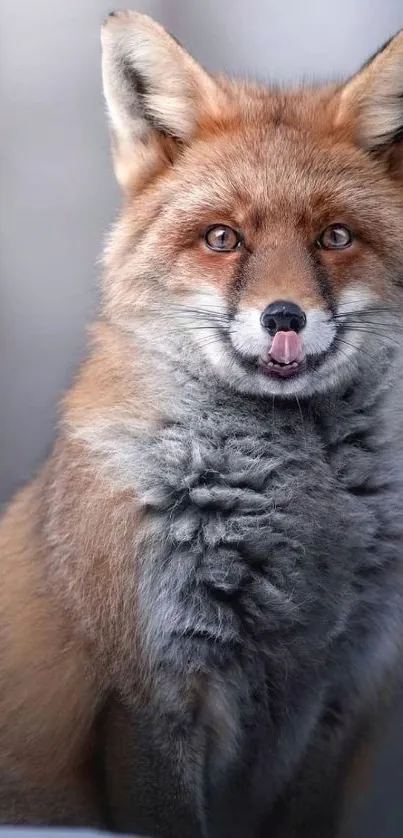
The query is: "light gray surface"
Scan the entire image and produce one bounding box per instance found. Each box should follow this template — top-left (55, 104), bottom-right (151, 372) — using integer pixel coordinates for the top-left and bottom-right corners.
top-left (1, 1), bottom-right (403, 836)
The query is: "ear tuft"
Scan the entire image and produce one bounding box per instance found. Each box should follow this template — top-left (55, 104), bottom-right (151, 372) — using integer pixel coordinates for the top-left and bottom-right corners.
top-left (101, 11), bottom-right (227, 189)
top-left (336, 30), bottom-right (403, 155)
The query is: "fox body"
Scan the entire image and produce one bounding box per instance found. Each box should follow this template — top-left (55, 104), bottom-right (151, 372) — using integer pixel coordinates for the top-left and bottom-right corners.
top-left (2, 10), bottom-right (403, 838)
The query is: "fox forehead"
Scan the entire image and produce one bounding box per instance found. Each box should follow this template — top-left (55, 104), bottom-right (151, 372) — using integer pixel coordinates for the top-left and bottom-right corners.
top-left (127, 82), bottom-right (394, 209)
top-left (134, 119), bottom-right (400, 243)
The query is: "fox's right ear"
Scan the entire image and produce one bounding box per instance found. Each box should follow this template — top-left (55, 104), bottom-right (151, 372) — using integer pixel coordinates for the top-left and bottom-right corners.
top-left (101, 11), bottom-right (227, 191)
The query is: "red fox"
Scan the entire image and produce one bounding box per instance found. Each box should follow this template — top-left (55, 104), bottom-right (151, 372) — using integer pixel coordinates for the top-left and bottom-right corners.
top-left (1, 10), bottom-right (403, 837)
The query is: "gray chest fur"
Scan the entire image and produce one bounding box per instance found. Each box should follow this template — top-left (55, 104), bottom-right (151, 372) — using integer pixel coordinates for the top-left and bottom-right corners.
top-left (111, 373), bottom-right (403, 835)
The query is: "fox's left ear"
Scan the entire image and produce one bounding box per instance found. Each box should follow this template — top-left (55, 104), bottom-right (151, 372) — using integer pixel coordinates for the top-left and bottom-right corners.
top-left (336, 30), bottom-right (403, 166)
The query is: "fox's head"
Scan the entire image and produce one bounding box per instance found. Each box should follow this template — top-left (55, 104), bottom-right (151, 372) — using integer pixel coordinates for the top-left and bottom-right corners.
top-left (101, 12), bottom-right (403, 398)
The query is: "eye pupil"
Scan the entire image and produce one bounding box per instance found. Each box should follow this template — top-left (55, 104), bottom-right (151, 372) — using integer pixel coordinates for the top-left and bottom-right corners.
top-left (332, 229), bottom-right (343, 244)
top-left (317, 224), bottom-right (353, 250)
top-left (204, 225), bottom-right (241, 252)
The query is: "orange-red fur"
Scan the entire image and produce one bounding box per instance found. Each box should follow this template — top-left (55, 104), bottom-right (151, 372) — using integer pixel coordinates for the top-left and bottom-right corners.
top-left (2, 10), bottom-right (403, 826)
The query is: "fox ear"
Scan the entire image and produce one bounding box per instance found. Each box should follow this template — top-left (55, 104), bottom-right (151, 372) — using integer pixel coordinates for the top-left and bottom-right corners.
top-left (336, 30), bottom-right (403, 165)
top-left (101, 11), bottom-right (227, 190)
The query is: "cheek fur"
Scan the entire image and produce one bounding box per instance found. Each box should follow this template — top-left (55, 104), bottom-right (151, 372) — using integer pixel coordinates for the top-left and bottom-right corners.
top-left (302, 310), bottom-right (336, 356)
top-left (172, 246), bottom-right (241, 294)
top-left (230, 309), bottom-right (268, 358)
top-left (335, 283), bottom-right (377, 319)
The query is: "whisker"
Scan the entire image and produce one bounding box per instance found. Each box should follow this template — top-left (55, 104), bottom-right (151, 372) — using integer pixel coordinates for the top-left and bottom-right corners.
top-left (295, 395), bottom-right (306, 443)
top-left (195, 336), bottom-right (227, 349)
top-left (334, 317), bottom-right (400, 328)
top-left (148, 312), bottom-right (229, 326)
top-left (338, 323), bottom-right (397, 333)
top-left (173, 305), bottom-right (229, 315)
top-left (334, 306), bottom-right (400, 317)
top-left (175, 303), bottom-right (228, 312)
top-left (170, 312), bottom-right (228, 321)
top-left (331, 344), bottom-right (354, 364)
top-left (136, 309), bottom-right (229, 325)
top-left (337, 328), bottom-right (401, 346)
top-left (336, 321), bottom-right (401, 329)
top-left (185, 325), bottom-right (225, 332)
top-left (335, 300), bottom-right (397, 309)
top-left (334, 337), bottom-right (372, 360)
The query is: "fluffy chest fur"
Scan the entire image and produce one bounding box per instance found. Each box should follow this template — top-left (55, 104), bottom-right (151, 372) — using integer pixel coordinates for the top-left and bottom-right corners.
top-left (94, 365), bottom-right (403, 832)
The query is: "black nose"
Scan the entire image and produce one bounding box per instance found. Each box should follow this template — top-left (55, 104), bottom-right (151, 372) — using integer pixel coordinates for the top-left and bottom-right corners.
top-left (260, 300), bottom-right (306, 335)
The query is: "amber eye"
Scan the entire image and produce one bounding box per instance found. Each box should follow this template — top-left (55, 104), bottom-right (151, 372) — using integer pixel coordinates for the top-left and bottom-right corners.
top-left (317, 224), bottom-right (353, 250)
top-left (204, 225), bottom-right (242, 252)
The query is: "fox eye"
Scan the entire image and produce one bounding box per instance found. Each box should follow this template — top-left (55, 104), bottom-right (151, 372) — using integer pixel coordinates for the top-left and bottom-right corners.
top-left (204, 225), bottom-right (242, 252)
top-left (316, 224), bottom-right (353, 250)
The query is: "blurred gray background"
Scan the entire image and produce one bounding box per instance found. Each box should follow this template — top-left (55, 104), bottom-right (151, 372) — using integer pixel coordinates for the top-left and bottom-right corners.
top-left (1, 0), bottom-right (403, 835)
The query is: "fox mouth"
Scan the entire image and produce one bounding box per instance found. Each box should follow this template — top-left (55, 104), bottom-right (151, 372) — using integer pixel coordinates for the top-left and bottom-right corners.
top-left (234, 344), bottom-right (330, 381)
top-left (219, 317), bottom-right (341, 386)
top-left (231, 348), bottom-right (325, 382)
top-left (258, 357), bottom-right (307, 378)
top-left (259, 329), bottom-right (308, 378)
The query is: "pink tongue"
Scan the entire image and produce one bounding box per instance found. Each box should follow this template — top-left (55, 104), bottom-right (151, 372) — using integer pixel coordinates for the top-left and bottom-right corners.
top-left (269, 330), bottom-right (303, 364)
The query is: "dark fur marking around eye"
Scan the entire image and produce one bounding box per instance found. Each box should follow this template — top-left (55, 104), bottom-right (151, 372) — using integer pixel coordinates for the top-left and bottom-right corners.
top-left (233, 248), bottom-right (250, 287)
top-left (309, 249), bottom-right (336, 311)
top-left (228, 249), bottom-right (251, 317)
top-left (249, 207), bottom-right (267, 232)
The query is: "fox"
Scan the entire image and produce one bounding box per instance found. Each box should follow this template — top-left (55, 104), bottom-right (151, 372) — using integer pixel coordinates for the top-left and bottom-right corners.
top-left (2, 8), bottom-right (403, 837)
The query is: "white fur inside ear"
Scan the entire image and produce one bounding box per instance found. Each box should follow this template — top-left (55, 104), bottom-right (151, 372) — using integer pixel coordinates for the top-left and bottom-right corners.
top-left (337, 32), bottom-right (403, 149)
top-left (102, 29), bottom-right (193, 142)
top-left (101, 12), bottom-right (220, 146)
top-left (362, 87), bottom-right (403, 147)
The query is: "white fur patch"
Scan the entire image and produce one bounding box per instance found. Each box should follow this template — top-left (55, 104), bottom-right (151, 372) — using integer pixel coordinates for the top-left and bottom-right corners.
top-left (295, 309), bottom-right (335, 357)
top-left (336, 284), bottom-right (376, 318)
top-left (330, 284), bottom-right (377, 362)
top-left (230, 309), bottom-right (268, 358)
